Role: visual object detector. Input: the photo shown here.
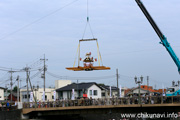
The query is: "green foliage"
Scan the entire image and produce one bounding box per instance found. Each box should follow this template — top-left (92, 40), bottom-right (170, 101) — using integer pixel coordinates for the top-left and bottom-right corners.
top-left (13, 86), bottom-right (17, 92)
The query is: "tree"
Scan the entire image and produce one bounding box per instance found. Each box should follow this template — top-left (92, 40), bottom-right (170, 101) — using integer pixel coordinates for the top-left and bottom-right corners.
top-left (13, 86), bottom-right (17, 92)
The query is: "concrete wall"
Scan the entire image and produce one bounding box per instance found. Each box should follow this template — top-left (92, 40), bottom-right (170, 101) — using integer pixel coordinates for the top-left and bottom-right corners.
top-left (0, 88), bottom-right (4, 100)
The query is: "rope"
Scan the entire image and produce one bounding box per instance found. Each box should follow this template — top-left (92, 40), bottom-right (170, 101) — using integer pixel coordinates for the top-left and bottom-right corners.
top-left (96, 41), bottom-right (100, 66)
top-left (88, 22), bottom-right (95, 38)
top-left (82, 22), bottom-right (88, 39)
top-left (96, 40), bottom-right (103, 66)
top-left (82, 0), bottom-right (94, 39)
top-left (73, 43), bottom-right (80, 67)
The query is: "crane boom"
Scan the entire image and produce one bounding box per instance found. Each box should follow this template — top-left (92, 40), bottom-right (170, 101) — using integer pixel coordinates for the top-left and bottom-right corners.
top-left (135, 0), bottom-right (180, 74)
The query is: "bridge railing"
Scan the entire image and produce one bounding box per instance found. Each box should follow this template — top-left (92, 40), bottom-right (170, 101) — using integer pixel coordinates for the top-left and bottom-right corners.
top-left (22, 95), bottom-right (180, 109)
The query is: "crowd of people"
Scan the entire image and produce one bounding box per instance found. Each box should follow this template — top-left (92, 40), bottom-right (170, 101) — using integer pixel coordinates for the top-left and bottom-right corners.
top-left (1, 95), bottom-right (180, 109)
top-left (22, 95), bottom-right (180, 109)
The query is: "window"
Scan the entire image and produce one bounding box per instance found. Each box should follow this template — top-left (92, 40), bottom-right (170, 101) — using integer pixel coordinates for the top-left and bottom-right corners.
top-left (59, 92), bottom-right (63, 97)
top-left (52, 95), bottom-right (54, 99)
top-left (25, 95), bottom-right (27, 98)
top-left (94, 90), bottom-right (97, 96)
top-left (167, 88), bottom-right (175, 92)
top-left (90, 90), bottom-right (92, 95)
top-left (45, 95), bottom-right (47, 100)
top-left (101, 92), bottom-right (105, 97)
top-left (89, 90), bottom-right (98, 96)
top-left (0, 96), bottom-right (1, 98)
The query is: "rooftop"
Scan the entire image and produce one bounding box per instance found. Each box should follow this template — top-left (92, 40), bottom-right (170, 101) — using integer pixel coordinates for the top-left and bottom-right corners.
top-left (56, 82), bottom-right (102, 92)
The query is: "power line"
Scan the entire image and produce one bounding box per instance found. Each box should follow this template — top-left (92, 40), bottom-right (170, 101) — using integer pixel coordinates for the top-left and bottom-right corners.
top-left (0, 79), bottom-right (10, 85)
top-left (30, 70), bottom-right (42, 80)
top-left (0, 0), bottom-right (79, 41)
top-left (46, 71), bottom-right (116, 80)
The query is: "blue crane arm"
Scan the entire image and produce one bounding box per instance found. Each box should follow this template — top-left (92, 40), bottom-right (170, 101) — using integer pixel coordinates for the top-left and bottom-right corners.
top-left (135, 0), bottom-right (180, 73)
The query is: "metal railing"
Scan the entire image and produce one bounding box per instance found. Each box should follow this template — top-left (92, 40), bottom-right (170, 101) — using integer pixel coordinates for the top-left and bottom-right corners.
top-left (22, 96), bottom-right (180, 109)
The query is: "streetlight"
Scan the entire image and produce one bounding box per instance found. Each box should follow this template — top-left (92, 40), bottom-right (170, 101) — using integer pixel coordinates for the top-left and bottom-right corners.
top-left (135, 75), bottom-right (143, 104)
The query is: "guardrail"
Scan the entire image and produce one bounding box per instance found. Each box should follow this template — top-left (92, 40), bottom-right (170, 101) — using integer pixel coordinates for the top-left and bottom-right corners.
top-left (22, 96), bottom-right (180, 109)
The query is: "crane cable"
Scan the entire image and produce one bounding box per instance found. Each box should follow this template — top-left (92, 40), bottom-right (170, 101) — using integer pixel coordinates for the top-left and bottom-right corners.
top-left (82, 0), bottom-right (94, 39)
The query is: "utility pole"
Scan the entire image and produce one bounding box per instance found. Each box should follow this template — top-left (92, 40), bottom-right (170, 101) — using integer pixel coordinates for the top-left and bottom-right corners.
top-left (5, 84), bottom-right (9, 101)
top-left (116, 69), bottom-right (119, 98)
top-left (20, 79), bottom-right (22, 88)
top-left (147, 76), bottom-right (149, 96)
top-left (40, 54), bottom-right (48, 101)
top-left (24, 66), bottom-right (30, 102)
top-left (9, 69), bottom-right (14, 102)
top-left (17, 76), bottom-right (19, 102)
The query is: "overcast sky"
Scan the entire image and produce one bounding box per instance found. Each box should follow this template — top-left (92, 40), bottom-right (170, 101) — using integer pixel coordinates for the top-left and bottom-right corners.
top-left (0, 0), bottom-right (180, 89)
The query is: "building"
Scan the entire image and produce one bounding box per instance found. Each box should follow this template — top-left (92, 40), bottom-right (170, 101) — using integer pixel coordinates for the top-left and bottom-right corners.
top-left (55, 80), bottom-right (72, 89)
top-left (99, 85), bottom-right (128, 98)
top-left (0, 87), bottom-right (5, 100)
top-left (100, 85), bottom-right (119, 98)
top-left (8, 92), bottom-right (18, 101)
top-left (56, 82), bottom-right (102, 99)
top-left (20, 88), bottom-right (55, 102)
top-left (125, 85), bottom-right (166, 96)
top-left (4, 92), bottom-right (10, 101)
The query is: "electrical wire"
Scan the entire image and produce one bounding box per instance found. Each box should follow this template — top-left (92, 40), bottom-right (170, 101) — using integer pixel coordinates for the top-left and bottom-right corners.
top-left (30, 70), bottom-right (42, 80)
top-left (0, 79), bottom-right (10, 85)
top-left (46, 71), bottom-right (116, 80)
top-left (0, 0), bottom-right (79, 41)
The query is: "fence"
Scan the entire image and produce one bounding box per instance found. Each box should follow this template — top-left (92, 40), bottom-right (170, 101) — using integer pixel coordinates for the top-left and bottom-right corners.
top-left (22, 96), bottom-right (180, 109)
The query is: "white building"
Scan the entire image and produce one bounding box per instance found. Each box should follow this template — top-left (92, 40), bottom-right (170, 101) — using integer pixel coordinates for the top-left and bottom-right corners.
top-left (0, 87), bottom-right (5, 100)
top-left (100, 85), bottom-right (119, 98)
top-left (125, 87), bottom-right (154, 97)
top-left (120, 87), bottom-right (128, 97)
top-left (55, 80), bottom-right (71, 89)
top-left (56, 82), bottom-right (102, 99)
top-left (20, 88), bottom-right (55, 102)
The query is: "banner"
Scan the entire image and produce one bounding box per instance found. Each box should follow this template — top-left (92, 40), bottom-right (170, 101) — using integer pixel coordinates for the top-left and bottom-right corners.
top-left (119, 85), bottom-right (122, 98)
top-left (92, 89), bottom-right (94, 98)
top-left (110, 86), bottom-right (112, 98)
top-left (30, 92), bottom-right (33, 102)
top-left (71, 89), bottom-right (74, 100)
top-left (42, 91), bottom-right (45, 102)
top-left (162, 84), bottom-right (165, 96)
top-left (53, 91), bottom-right (56, 101)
